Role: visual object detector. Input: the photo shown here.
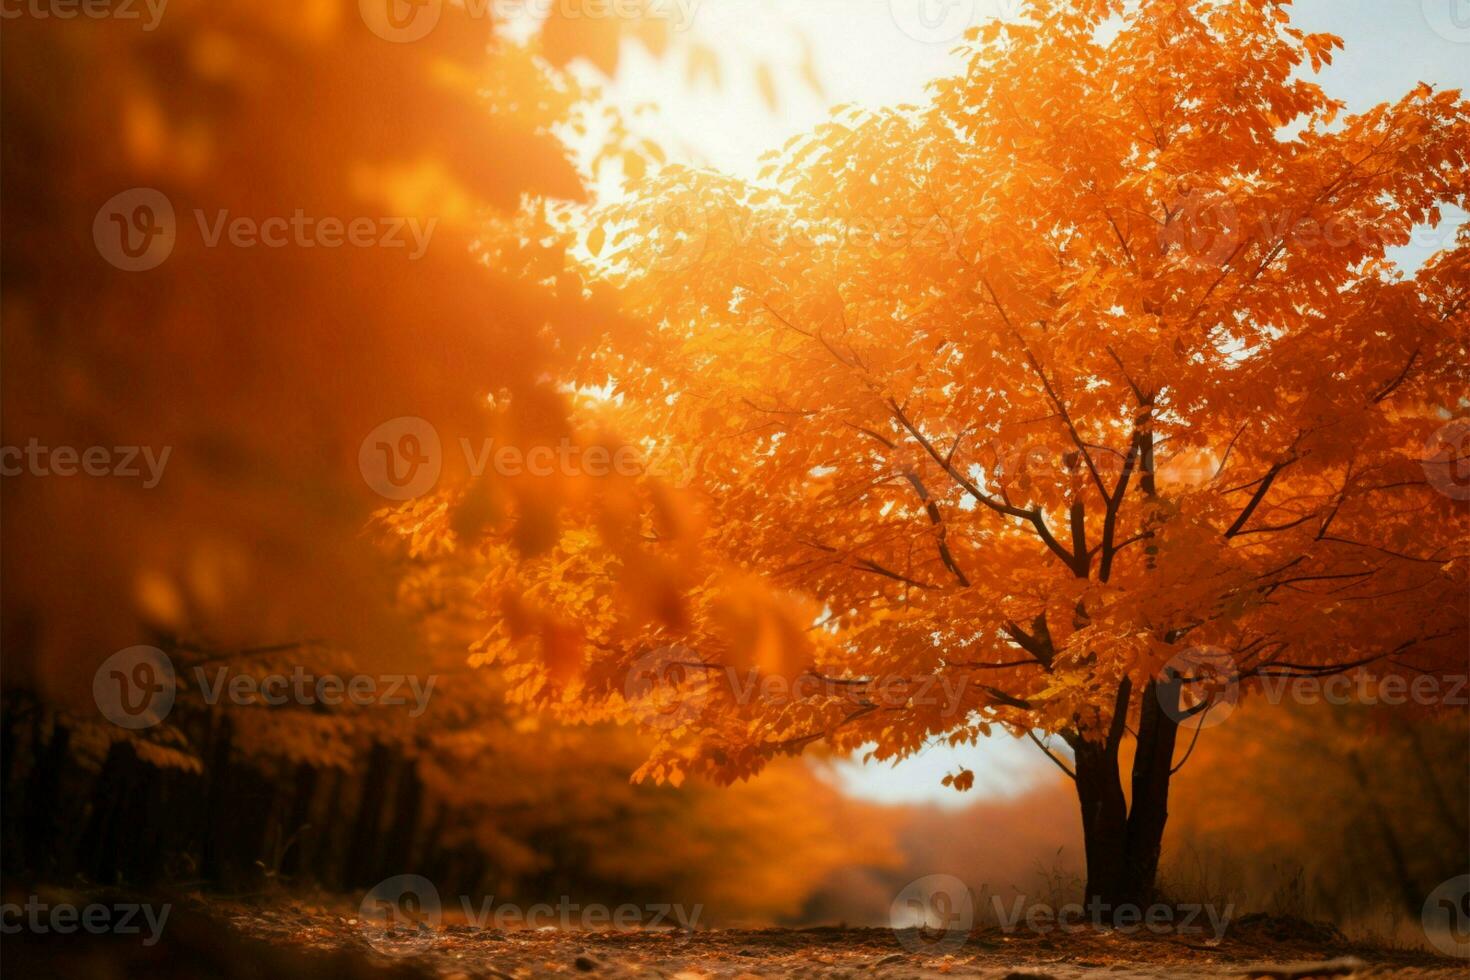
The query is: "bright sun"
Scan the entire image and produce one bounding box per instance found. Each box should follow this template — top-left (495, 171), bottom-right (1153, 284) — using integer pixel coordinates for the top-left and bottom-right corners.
top-left (579, 0), bottom-right (997, 180)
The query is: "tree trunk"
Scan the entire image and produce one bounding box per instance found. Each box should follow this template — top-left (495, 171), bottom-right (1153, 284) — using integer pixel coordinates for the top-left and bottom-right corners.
top-left (314, 767), bottom-right (346, 886)
top-left (1068, 678), bottom-right (1181, 916)
top-left (200, 712), bottom-right (235, 882)
top-left (1072, 737), bottom-right (1132, 908)
top-left (22, 718), bottom-right (71, 876)
top-left (1125, 677), bottom-right (1180, 903)
top-left (379, 752), bottom-right (423, 881)
top-left (280, 762), bottom-right (318, 878)
top-left (1346, 749), bottom-right (1422, 912)
top-left (344, 741), bottom-right (393, 888)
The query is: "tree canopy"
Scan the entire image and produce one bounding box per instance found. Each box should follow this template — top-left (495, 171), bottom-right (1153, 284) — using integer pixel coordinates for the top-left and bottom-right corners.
top-left (404, 0), bottom-right (1469, 905)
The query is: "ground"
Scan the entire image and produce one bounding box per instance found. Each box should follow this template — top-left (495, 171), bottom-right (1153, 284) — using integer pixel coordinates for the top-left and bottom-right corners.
top-left (4, 891), bottom-right (1463, 979)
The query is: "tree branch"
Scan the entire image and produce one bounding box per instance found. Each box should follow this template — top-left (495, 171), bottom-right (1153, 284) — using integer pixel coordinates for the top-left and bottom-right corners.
top-left (1026, 730), bottom-right (1076, 779)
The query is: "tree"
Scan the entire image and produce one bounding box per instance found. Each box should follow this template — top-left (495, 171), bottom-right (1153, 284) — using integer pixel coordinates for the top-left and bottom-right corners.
top-left (2, 0), bottom-right (596, 886)
top-left (1166, 700), bottom-right (1469, 920)
top-left (1, 0), bottom-right (600, 700)
top-left (447, 0), bottom-right (1470, 914)
top-left (1, 0), bottom-right (809, 902)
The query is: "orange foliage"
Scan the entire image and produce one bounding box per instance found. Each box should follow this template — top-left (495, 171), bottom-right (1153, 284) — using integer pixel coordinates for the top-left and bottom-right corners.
top-left (3, 0), bottom-right (893, 917)
top-left (409, 0), bottom-right (1469, 819)
top-left (2, 1), bottom-right (561, 694)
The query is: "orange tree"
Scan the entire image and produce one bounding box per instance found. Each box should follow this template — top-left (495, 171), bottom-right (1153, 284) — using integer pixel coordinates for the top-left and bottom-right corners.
top-left (0, 0), bottom-right (695, 889)
top-left (426, 0), bottom-right (1470, 912)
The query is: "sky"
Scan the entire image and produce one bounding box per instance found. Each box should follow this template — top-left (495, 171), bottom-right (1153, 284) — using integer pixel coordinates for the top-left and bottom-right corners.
top-left (599, 0), bottom-right (1470, 178)
top-left (585, 0), bottom-right (1470, 806)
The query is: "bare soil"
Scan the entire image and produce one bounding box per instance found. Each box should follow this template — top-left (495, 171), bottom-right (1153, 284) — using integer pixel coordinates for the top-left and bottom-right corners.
top-left (5, 891), bottom-right (1463, 979)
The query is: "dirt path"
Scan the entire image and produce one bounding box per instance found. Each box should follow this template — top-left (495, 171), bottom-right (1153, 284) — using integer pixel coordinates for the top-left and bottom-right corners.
top-left (7, 891), bottom-right (1463, 979)
top-left (217, 899), bottom-right (1461, 979)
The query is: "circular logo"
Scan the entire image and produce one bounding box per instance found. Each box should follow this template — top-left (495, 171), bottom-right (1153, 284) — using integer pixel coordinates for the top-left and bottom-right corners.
top-left (359, 417), bottom-right (442, 501)
top-left (1422, 419), bottom-right (1470, 500)
top-left (1422, 874), bottom-right (1470, 958)
top-left (359, 874), bottom-right (442, 955)
top-left (1160, 188), bottom-right (1243, 269)
top-left (623, 644), bottom-right (711, 732)
top-left (1159, 645), bottom-right (1239, 730)
top-left (94, 645), bottom-right (176, 729)
top-left (992, 441), bottom-right (1059, 493)
top-left (359, 0), bottom-right (442, 42)
top-left (647, 202), bottom-right (710, 273)
top-left (890, 873), bottom-right (974, 954)
top-left (1423, 1), bottom-right (1470, 43)
top-left (94, 188), bottom-right (176, 272)
top-left (889, 0), bottom-right (979, 44)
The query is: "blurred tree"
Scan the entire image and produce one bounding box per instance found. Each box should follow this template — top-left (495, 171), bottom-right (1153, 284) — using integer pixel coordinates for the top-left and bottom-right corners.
top-left (1, 0), bottom-right (605, 699)
top-left (2, 0), bottom-right (883, 920)
top-left (1166, 700), bottom-right (1469, 921)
